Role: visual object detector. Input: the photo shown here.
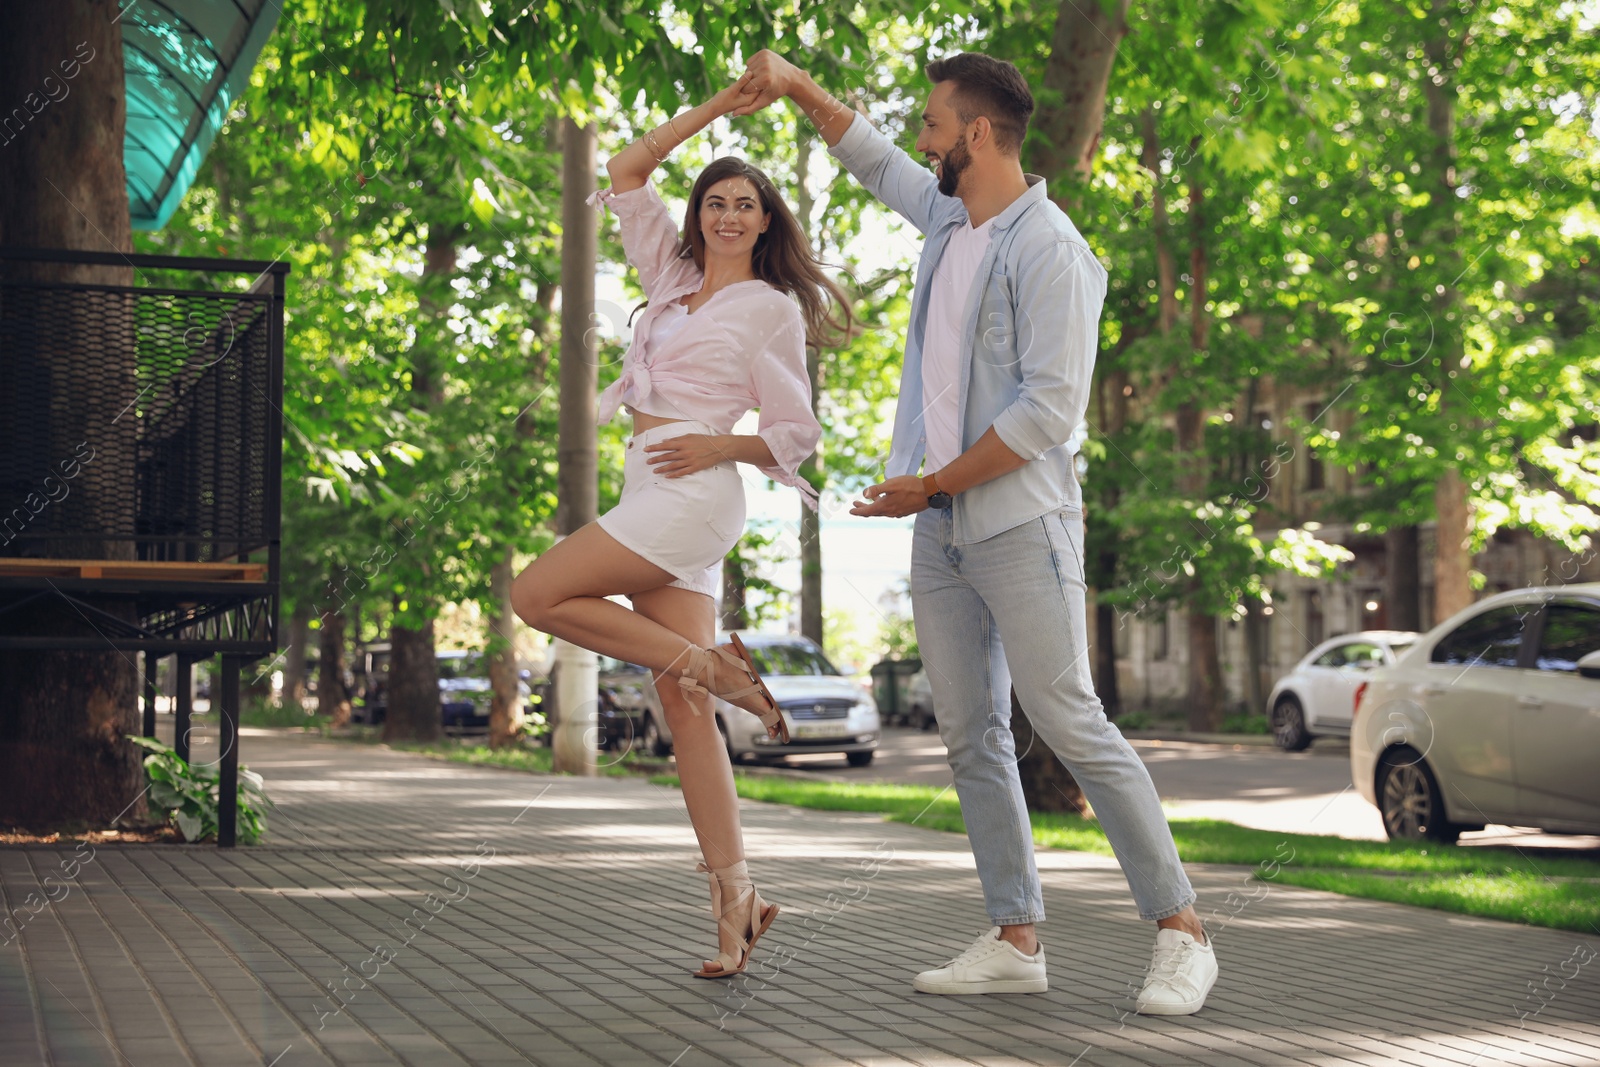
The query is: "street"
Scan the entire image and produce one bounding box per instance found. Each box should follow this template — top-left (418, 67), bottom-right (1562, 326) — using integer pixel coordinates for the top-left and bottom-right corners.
top-left (763, 725), bottom-right (1600, 852)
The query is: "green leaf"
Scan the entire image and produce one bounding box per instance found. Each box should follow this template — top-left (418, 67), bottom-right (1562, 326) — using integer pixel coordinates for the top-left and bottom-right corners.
top-left (175, 810), bottom-right (203, 843)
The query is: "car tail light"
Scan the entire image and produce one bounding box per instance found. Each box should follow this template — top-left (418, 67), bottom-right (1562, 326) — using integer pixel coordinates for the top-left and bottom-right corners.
top-left (1353, 681), bottom-right (1368, 720)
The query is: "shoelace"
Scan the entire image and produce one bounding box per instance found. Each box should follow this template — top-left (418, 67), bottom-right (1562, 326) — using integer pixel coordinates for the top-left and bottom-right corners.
top-left (948, 935), bottom-right (1004, 968)
top-left (1146, 940), bottom-right (1198, 989)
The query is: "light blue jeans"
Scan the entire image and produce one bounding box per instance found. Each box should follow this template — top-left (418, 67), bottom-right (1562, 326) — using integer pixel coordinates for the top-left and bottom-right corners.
top-left (911, 504), bottom-right (1197, 924)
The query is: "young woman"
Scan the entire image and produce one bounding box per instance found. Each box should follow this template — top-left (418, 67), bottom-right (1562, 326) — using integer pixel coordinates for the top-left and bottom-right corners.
top-left (511, 78), bottom-right (853, 979)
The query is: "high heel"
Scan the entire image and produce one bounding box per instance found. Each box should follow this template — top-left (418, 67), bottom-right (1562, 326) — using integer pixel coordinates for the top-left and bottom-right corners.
top-left (691, 860), bottom-right (780, 979)
top-left (667, 641), bottom-right (789, 743)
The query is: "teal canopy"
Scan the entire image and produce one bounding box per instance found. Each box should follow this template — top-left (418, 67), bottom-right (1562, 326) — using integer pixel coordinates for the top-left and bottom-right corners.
top-left (124, 0), bottom-right (281, 231)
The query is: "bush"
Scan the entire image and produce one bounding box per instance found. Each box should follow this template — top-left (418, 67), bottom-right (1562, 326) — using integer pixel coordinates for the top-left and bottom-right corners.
top-left (1220, 712), bottom-right (1272, 735)
top-left (129, 736), bottom-right (270, 844)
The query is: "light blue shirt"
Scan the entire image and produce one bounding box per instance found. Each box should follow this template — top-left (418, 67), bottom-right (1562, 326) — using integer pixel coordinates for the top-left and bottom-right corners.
top-left (828, 111), bottom-right (1109, 546)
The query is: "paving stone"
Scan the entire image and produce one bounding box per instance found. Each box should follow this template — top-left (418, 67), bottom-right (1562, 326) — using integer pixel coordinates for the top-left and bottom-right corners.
top-left (4, 729), bottom-right (1598, 1066)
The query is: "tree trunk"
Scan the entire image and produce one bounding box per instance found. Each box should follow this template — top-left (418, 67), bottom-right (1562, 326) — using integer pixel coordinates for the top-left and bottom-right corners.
top-left (1182, 165), bottom-right (1223, 732)
top-left (317, 606), bottom-right (352, 726)
top-left (1420, 0), bottom-right (1472, 621)
top-left (385, 616), bottom-right (441, 743)
top-left (1089, 362), bottom-right (1130, 717)
top-left (1033, 0), bottom-right (1133, 188)
top-left (1010, 688), bottom-right (1085, 812)
top-left (1093, 592), bottom-right (1122, 718)
top-left (0, 0), bottom-right (146, 830)
top-left (795, 138), bottom-right (824, 646)
top-left (282, 601), bottom-right (312, 708)
top-left (551, 116), bottom-right (599, 775)
top-left (1186, 614), bottom-right (1224, 731)
top-left (487, 548), bottom-right (522, 749)
top-left (1143, 111), bottom-right (1181, 337)
top-left (1385, 525), bottom-right (1423, 631)
top-left (1433, 468), bottom-right (1472, 622)
top-left (380, 227), bottom-right (457, 742)
top-left (1243, 596), bottom-right (1267, 718)
top-left (1007, 0), bottom-right (1135, 816)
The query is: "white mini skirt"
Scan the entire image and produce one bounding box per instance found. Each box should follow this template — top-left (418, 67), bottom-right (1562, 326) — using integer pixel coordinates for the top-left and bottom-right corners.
top-left (597, 420), bottom-right (746, 599)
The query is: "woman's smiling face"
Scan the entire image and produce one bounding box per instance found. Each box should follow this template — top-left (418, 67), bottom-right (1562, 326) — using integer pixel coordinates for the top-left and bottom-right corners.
top-left (698, 176), bottom-right (769, 262)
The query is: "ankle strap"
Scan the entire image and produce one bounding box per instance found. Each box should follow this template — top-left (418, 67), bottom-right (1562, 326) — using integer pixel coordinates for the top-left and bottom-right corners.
top-left (695, 859), bottom-right (752, 886)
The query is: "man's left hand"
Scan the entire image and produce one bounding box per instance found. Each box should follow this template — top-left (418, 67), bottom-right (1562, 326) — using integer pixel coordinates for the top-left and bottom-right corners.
top-left (849, 475), bottom-right (929, 518)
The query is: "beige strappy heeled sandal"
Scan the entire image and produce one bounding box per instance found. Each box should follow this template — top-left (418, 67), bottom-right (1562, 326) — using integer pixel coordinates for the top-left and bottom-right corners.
top-left (692, 860), bottom-right (780, 979)
top-left (665, 641), bottom-right (789, 743)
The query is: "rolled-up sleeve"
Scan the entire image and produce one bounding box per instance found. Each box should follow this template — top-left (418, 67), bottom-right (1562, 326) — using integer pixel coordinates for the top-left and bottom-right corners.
top-left (991, 238), bottom-right (1108, 461)
top-left (587, 180), bottom-right (697, 300)
top-left (826, 112), bottom-right (955, 237)
top-left (749, 306), bottom-right (821, 486)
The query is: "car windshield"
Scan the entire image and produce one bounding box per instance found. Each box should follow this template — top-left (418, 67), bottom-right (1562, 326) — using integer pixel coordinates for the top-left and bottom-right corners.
top-left (437, 653), bottom-right (485, 680)
top-left (742, 642), bottom-right (840, 677)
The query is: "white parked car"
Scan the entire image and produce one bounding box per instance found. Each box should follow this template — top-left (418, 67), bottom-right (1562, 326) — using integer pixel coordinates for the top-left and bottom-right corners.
top-left (635, 632), bottom-right (881, 767)
top-left (1267, 631), bottom-right (1419, 750)
top-left (1351, 584), bottom-right (1600, 842)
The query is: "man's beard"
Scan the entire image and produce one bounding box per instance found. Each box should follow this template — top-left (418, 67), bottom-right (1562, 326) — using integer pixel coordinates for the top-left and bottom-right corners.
top-left (935, 134), bottom-right (971, 197)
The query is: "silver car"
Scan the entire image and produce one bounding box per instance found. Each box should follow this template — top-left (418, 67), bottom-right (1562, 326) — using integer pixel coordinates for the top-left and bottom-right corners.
top-left (1267, 631), bottom-right (1418, 750)
top-left (620, 632), bottom-right (881, 767)
top-left (1351, 584), bottom-right (1600, 842)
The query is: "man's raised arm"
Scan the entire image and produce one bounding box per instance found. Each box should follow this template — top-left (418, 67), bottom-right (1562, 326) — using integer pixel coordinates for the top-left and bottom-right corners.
top-left (733, 50), bottom-right (950, 236)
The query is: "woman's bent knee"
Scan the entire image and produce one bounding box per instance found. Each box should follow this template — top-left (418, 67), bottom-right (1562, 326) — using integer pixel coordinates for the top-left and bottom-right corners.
top-left (510, 572), bottom-right (554, 630)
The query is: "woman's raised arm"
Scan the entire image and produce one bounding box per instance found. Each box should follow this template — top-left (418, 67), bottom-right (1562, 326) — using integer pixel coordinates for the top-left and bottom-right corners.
top-left (605, 77), bottom-right (764, 192)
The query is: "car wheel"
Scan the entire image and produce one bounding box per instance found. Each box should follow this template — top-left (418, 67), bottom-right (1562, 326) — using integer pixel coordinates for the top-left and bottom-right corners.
top-left (1271, 695), bottom-right (1312, 751)
top-left (642, 713), bottom-right (671, 758)
top-left (1377, 748), bottom-right (1461, 844)
top-left (846, 750), bottom-right (874, 768)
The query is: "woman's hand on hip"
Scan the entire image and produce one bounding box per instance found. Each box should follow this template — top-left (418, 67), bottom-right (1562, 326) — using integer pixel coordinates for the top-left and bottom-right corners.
top-left (645, 434), bottom-right (734, 477)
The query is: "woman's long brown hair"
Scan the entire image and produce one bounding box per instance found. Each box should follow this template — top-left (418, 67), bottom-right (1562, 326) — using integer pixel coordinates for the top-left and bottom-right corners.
top-left (674, 157), bottom-right (856, 350)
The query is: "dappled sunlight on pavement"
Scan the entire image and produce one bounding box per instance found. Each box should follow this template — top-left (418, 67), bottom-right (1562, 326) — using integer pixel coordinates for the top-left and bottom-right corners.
top-left (0, 730), bottom-right (1595, 1066)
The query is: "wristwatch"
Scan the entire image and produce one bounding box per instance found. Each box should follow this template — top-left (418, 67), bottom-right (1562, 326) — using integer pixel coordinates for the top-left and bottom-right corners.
top-left (923, 472), bottom-right (953, 510)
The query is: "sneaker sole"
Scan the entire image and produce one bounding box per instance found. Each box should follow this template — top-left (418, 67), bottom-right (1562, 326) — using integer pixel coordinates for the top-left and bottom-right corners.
top-left (913, 976), bottom-right (1048, 995)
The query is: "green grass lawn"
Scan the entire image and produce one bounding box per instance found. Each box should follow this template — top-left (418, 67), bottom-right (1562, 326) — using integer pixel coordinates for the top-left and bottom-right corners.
top-left (303, 734), bottom-right (1600, 934)
top-left (643, 772), bottom-right (1600, 934)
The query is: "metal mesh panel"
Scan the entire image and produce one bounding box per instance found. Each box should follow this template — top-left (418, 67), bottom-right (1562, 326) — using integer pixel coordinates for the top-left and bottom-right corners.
top-left (0, 266), bottom-right (275, 563)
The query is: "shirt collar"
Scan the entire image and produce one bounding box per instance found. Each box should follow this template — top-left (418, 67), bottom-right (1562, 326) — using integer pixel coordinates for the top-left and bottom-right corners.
top-left (983, 175), bottom-right (1048, 235)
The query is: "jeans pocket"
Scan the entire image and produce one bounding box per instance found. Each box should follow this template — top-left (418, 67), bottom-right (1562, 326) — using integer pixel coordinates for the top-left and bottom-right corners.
top-left (1056, 509), bottom-right (1086, 584)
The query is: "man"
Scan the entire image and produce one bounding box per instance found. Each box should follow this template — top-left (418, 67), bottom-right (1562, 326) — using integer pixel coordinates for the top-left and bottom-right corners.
top-left (732, 50), bottom-right (1218, 1014)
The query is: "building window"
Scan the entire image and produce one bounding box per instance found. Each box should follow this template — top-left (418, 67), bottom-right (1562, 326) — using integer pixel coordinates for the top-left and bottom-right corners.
top-left (1304, 402), bottom-right (1326, 491)
top-left (1153, 612), bottom-right (1170, 661)
top-left (1306, 590), bottom-right (1324, 649)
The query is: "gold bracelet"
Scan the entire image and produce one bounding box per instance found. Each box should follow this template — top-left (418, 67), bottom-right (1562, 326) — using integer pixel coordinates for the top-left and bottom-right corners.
top-left (667, 115), bottom-right (686, 143)
top-left (643, 128), bottom-right (666, 162)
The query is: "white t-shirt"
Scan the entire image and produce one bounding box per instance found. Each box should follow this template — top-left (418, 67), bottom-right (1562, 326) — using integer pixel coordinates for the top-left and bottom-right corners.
top-left (921, 215), bottom-right (995, 472)
top-left (650, 300), bottom-right (691, 352)
top-left (627, 301), bottom-right (693, 418)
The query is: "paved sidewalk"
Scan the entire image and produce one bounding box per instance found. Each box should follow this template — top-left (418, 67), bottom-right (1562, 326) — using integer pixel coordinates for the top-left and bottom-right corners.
top-left (1, 729), bottom-right (1596, 1067)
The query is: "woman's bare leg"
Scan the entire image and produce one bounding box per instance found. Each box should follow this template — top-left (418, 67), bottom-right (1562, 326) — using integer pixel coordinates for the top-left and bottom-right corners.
top-left (630, 584), bottom-right (764, 964)
top-left (512, 522), bottom-right (744, 686)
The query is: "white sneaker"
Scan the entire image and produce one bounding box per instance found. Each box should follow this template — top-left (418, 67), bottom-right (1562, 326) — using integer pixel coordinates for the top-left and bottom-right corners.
top-left (1135, 928), bottom-right (1218, 1015)
top-left (912, 926), bottom-right (1048, 994)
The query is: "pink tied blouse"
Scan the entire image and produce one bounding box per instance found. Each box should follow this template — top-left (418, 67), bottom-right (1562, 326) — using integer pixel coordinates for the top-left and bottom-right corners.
top-left (587, 180), bottom-right (822, 510)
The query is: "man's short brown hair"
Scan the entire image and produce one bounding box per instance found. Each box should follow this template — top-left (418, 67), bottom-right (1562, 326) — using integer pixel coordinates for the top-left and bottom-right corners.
top-left (924, 53), bottom-right (1035, 155)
